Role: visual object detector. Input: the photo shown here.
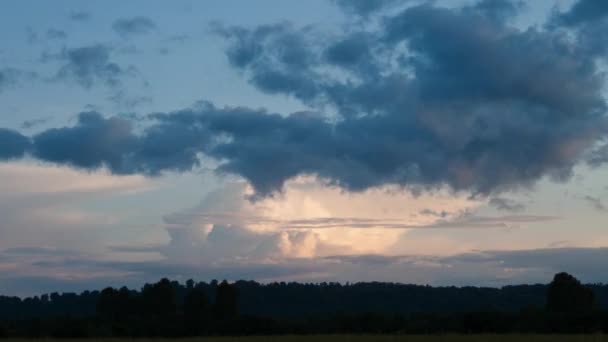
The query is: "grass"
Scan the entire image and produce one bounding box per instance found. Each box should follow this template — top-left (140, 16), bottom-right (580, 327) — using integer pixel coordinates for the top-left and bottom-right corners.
top-left (5, 336), bottom-right (608, 342)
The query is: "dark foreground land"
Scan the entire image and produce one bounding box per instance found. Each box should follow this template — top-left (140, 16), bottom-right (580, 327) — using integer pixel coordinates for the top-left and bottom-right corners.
top-left (4, 336), bottom-right (608, 342)
top-left (0, 273), bottom-right (605, 337)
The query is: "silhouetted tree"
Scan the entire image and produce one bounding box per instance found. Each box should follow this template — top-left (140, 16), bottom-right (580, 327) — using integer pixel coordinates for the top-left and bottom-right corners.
top-left (546, 272), bottom-right (596, 312)
top-left (142, 278), bottom-right (176, 316)
top-left (184, 288), bottom-right (209, 335)
top-left (214, 281), bottom-right (238, 320)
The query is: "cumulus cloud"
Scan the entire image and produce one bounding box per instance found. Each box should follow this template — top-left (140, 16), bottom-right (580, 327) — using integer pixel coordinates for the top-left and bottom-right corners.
top-left (0, 129), bottom-right (31, 160)
top-left (553, 0), bottom-right (608, 27)
top-left (112, 17), bottom-right (157, 37)
top-left (1, 0), bottom-right (608, 200)
top-left (210, 1), bottom-right (608, 196)
top-left (45, 44), bottom-right (138, 89)
top-left (125, 178), bottom-right (555, 270)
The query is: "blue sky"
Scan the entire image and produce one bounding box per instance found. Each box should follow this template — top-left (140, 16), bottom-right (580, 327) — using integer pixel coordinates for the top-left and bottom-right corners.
top-left (2, 0), bottom-right (608, 296)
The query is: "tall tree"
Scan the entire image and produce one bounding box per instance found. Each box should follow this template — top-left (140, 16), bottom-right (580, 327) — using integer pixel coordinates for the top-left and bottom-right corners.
top-left (546, 272), bottom-right (596, 312)
top-left (214, 281), bottom-right (238, 320)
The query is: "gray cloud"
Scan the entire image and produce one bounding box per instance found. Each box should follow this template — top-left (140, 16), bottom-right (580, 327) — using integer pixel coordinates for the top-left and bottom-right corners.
top-left (69, 11), bottom-right (91, 22)
top-left (48, 44), bottom-right (138, 89)
top-left (582, 195), bottom-right (607, 211)
top-left (21, 117), bottom-right (51, 130)
top-left (488, 197), bottom-right (525, 212)
top-left (419, 209), bottom-right (449, 218)
top-left (554, 0), bottom-right (608, 27)
top-left (112, 16), bottom-right (157, 37)
top-left (0, 69), bottom-right (19, 91)
top-left (5, 246), bottom-right (608, 296)
top-left (1, 1), bottom-right (608, 199)
top-left (332, 0), bottom-right (401, 17)
top-left (209, 1), bottom-right (608, 196)
top-left (46, 28), bottom-right (67, 40)
top-left (0, 68), bottom-right (36, 93)
top-left (589, 143), bottom-right (608, 166)
top-left (24, 110), bottom-right (209, 175)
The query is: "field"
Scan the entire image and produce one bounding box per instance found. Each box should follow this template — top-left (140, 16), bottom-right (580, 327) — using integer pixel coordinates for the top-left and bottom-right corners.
top-left (5, 336), bottom-right (608, 342)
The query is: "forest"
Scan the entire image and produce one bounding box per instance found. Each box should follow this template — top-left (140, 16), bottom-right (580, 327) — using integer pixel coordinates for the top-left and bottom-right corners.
top-left (0, 273), bottom-right (605, 337)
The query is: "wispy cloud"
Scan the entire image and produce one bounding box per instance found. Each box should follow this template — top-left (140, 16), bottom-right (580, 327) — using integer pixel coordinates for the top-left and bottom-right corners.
top-left (112, 17), bottom-right (157, 38)
top-left (583, 195), bottom-right (607, 211)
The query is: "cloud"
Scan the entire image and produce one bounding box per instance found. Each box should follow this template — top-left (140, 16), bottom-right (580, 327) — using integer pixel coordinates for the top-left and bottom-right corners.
top-left (211, 2), bottom-right (608, 196)
top-left (419, 209), bottom-right (449, 218)
top-left (6, 246), bottom-right (608, 296)
top-left (69, 11), bottom-right (91, 22)
top-left (0, 161), bottom-right (153, 260)
top-left (21, 117), bottom-right (51, 130)
top-left (553, 0), bottom-right (608, 27)
top-left (0, 68), bottom-right (37, 93)
top-left (49, 44), bottom-right (138, 89)
top-left (444, 247), bottom-right (608, 283)
top-left (46, 28), bottom-right (67, 40)
top-left (0, 129), bottom-right (31, 160)
top-left (582, 195), bottom-right (607, 211)
top-left (112, 17), bottom-right (157, 37)
top-left (589, 143), bottom-right (608, 166)
top-left (1, 1), bottom-right (608, 200)
top-left (0, 161), bottom-right (150, 194)
top-left (488, 197), bottom-right (525, 212)
top-left (332, 0), bottom-right (401, 17)
top-left (142, 178), bottom-right (483, 267)
top-left (550, 0), bottom-right (608, 56)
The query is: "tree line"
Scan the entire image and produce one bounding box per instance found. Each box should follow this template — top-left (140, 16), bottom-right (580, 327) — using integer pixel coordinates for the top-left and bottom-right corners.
top-left (0, 273), bottom-right (606, 337)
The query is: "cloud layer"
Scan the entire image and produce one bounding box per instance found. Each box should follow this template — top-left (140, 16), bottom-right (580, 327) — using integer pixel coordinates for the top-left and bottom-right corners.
top-left (1, 0), bottom-right (608, 200)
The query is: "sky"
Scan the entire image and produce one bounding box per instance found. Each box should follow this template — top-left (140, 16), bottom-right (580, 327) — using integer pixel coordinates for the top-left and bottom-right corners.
top-left (1, 0), bottom-right (608, 296)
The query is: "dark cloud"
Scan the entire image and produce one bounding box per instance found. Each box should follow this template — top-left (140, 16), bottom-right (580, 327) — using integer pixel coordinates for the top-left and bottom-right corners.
top-left (112, 17), bottom-right (157, 37)
top-left (1, 1), bottom-right (608, 199)
top-left (51, 44), bottom-right (138, 89)
top-left (549, 0), bottom-right (608, 57)
top-left (468, 0), bottom-right (524, 21)
top-left (32, 112), bottom-right (138, 171)
top-left (26, 110), bottom-right (209, 175)
top-left (0, 129), bottom-right (31, 160)
top-left (554, 0), bottom-right (608, 27)
top-left (212, 1), bottom-right (608, 196)
top-left (488, 197), bottom-right (525, 212)
top-left (69, 11), bottom-right (91, 21)
top-left (589, 143), bottom-right (608, 166)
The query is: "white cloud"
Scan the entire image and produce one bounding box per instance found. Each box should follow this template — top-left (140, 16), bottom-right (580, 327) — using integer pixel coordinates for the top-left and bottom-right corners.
top-left (158, 177), bottom-right (482, 263)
